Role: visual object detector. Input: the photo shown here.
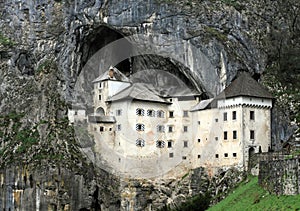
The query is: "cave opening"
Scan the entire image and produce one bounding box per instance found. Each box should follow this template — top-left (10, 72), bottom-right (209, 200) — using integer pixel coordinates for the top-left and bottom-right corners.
top-left (78, 25), bottom-right (205, 97)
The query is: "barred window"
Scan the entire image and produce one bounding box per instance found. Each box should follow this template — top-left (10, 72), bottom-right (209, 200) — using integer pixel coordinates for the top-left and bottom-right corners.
top-left (136, 124), bottom-right (145, 131)
top-left (157, 110), bottom-right (165, 118)
top-left (156, 140), bottom-right (165, 148)
top-left (157, 125), bottom-right (165, 132)
top-left (136, 108), bottom-right (144, 116)
top-left (136, 139), bottom-right (145, 147)
top-left (147, 109), bottom-right (155, 117)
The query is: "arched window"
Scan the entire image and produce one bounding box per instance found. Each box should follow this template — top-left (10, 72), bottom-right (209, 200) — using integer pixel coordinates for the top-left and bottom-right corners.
top-left (157, 110), bottom-right (165, 118)
top-left (136, 139), bottom-right (145, 147)
top-left (156, 140), bottom-right (165, 148)
top-left (136, 124), bottom-right (145, 131)
top-left (96, 107), bottom-right (105, 115)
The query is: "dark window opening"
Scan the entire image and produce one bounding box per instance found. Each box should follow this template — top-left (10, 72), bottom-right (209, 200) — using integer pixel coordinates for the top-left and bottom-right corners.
top-left (169, 111), bottom-right (174, 118)
top-left (224, 131), bottom-right (228, 140)
top-left (232, 111), bottom-right (236, 120)
top-left (147, 109), bottom-right (155, 117)
top-left (169, 153), bottom-right (174, 158)
top-left (198, 154), bottom-right (201, 159)
top-left (100, 126), bottom-right (104, 132)
top-left (233, 131), bottom-right (237, 139)
top-left (183, 126), bottom-right (188, 132)
top-left (183, 110), bottom-right (189, 117)
top-left (156, 140), bottom-right (165, 148)
top-left (224, 153), bottom-right (228, 158)
top-left (182, 156), bottom-right (187, 160)
top-left (168, 141), bottom-right (172, 148)
top-left (215, 154), bottom-right (219, 158)
top-left (250, 111), bottom-right (255, 120)
top-left (223, 112), bottom-right (227, 121)
top-left (198, 139), bottom-right (201, 143)
top-left (184, 141), bottom-right (188, 147)
top-left (250, 130), bottom-right (255, 139)
top-left (136, 139), bottom-right (145, 147)
top-left (233, 153), bottom-right (237, 157)
top-left (136, 124), bottom-right (145, 131)
top-left (136, 108), bottom-right (144, 116)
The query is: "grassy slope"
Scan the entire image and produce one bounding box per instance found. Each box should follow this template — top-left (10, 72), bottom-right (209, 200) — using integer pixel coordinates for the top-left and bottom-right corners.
top-left (208, 177), bottom-right (300, 211)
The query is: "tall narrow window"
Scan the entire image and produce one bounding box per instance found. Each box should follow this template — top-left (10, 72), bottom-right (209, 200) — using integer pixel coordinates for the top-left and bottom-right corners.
top-left (215, 154), bottom-right (219, 158)
top-left (136, 124), bottom-right (145, 131)
top-left (136, 108), bottom-right (144, 116)
top-left (168, 125), bottom-right (174, 133)
top-left (183, 126), bottom-right (188, 132)
top-left (99, 95), bottom-right (102, 101)
top-left (232, 111), bottom-right (237, 120)
top-left (233, 131), bottom-right (237, 139)
top-left (100, 126), bottom-right (104, 132)
top-left (223, 112), bottom-right (227, 121)
top-left (250, 130), bottom-right (255, 139)
top-left (157, 125), bottom-right (165, 132)
top-left (224, 131), bottom-right (228, 140)
top-left (169, 111), bottom-right (174, 118)
top-left (250, 111), bottom-right (255, 120)
top-left (184, 141), bottom-right (188, 147)
top-left (156, 140), bottom-right (165, 148)
top-left (116, 109), bottom-right (122, 116)
top-left (117, 124), bottom-right (121, 131)
top-left (169, 153), bottom-right (174, 158)
top-left (136, 139), bottom-right (145, 147)
top-left (183, 110), bottom-right (189, 117)
top-left (99, 82), bottom-right (102, 89)
top-left (167, 141), bottom-right (172, 148)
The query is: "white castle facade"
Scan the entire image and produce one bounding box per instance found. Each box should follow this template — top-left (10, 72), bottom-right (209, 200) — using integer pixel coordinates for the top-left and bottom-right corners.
top-left (69, 67), bottom-right (273, 178)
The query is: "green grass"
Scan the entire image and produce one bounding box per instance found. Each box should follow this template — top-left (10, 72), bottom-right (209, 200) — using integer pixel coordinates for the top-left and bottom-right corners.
top-left (208, 176), bottom-right (300, 211)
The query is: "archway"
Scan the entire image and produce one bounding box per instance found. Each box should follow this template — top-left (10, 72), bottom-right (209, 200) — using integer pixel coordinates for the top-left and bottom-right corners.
top-left (96, 107), bottom-right (105, 116)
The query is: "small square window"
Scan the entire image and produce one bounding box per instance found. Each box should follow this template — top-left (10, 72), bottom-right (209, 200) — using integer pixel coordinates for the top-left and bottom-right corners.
top-left (168, 141), bottom-right (172, 148)
top-left (198, 139), bottom-right (201, 143)
top-left (183, 126), bottom-right (188, 132)
top-left (215, 118), bottom-right (218, 122)
top-left (157, 125), bottom-right (165, 132)
top-left (215, 137), bottom-right (218, 141)
top-left (183, 110), bottom-right (189, 117)
top-left (232, 111), bottom-right (237, 120)
top-left (198, 154), bottom-right (201, 159)
top-left (233, 131), bottom-right (237, 139)
top-left (224, 131), bottom-right (228, 140)
top-left (169, 111), bottom-right (174, 118)
top-left (233, 153), bottom-right (237, 157)
top-left (157, 110), bottom-right (165, 118)
top-left (169, 153), bottom-right (174, 158)
top-left (224, 153), bottom-right (228, 158)
top-left (182, 156), bottom-right (187, 160)
top-left (215, 154), bottom-right (219, 158)
top-left (184, 141), bottom-right (188, 147)
top-left (223, 112), bottom-right (227, 121)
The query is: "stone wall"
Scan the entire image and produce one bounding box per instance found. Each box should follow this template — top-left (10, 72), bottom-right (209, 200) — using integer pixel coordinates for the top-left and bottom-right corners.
top-left (258, 157), bottom-right (300, 195)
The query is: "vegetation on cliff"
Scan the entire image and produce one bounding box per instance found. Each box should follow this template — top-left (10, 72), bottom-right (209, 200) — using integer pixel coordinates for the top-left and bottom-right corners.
top-left (208, 176), bottom-right (300, 211)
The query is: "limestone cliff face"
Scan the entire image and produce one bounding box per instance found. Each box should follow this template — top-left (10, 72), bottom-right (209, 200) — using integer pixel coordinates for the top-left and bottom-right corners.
top-left (0, 0), bottom-right (298, 210)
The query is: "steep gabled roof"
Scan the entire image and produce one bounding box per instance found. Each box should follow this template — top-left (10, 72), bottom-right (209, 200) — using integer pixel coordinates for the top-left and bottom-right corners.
top-left (107, 83), bottom-right (171, 104)
top-left (215, 72), bottom-right (273, 100)
top-left (190, 98), bottom-right (214, 112)
top-left (92, 66), bottom-right (129, 83)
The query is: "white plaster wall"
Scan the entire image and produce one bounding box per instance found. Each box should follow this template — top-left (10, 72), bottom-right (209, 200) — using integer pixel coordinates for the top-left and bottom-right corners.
top-left (217, 96), bottom-right (272, 108)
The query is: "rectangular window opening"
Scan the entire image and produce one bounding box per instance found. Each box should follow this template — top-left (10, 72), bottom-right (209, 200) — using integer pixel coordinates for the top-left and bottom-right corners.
top-left (223, 112), bottom-right (227, 121)
top-left (215, 154), bottom-right (219, 158)
top-left (250, 130), bottom-right (255, 140)
top-left (233, 153), bottom-right (237, 157)
top-left (232, 111), bottom-right (237, 120)
top-left (184, 141), bottom-right (188, 148)
top-left (250, 111), bottom-right (255, 120)
top-left (224, 153), bottom-right (228, 158)
top-left (169, 111), bottom-right (174, 118)
top-left (224, 131), bottom-right (228, 140)
top-left (233, 131), bottom-right (237, 139)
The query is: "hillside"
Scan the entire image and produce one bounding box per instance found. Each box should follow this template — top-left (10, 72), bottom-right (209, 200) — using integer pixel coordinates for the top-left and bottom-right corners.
top-left (208, 176), bottom-right (300, 211)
